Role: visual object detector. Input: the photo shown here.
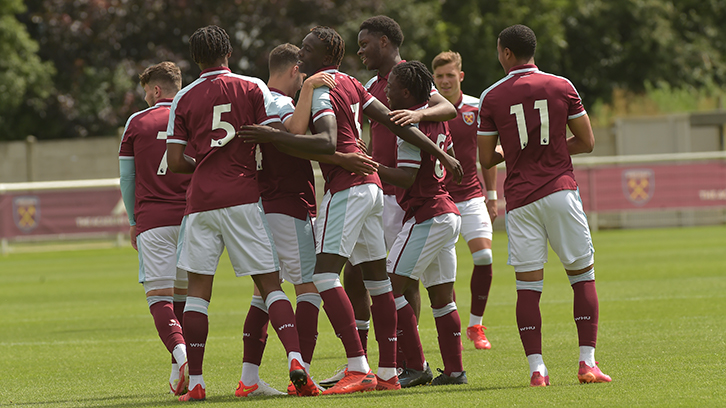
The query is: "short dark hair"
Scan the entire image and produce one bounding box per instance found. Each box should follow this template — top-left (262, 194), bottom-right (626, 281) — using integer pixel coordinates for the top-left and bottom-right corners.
top-left (310, 26), bottom-right (345, 67)
top-left (359, 15), bottom-right (404, 48)
top-left (269, 43), bottom-right (300, 75)
top-left (189, 25), bottom-right (233, 66)
top-left (498, 24), bottom-right (537, 60)
top-left (139, 61), bottom-right (182, 92)
top-left (391, 60), bottom-right (433, 105)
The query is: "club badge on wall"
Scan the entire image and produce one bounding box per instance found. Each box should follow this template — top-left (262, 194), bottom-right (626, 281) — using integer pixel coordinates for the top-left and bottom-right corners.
top-left (13, 196), bottom-right (40, 232)
top-left (622, 169), bottom-right (654, 206)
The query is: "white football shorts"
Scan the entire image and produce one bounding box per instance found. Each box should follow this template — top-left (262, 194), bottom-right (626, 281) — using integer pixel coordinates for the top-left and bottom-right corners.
top-left (178, 202), bottom-right (280, 277)
top-left (137, 225), bottom-right (187, 292)
top-left (455, 196), bottom-right (493, 242)
top-left (265, 212), bottom-right (316, 285)
top-left (387, 212), bottom-right (461, 288)
top-left (382, 193), bottom-right (405, 251)
top-left (505, 189), bottom-right (594, 273)
top-left (316, 183), bottom-right (387, 266)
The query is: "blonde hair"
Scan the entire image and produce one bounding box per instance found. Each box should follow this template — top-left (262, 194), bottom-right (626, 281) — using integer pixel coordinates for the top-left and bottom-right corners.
top-left (431, 51), bottom-right (462, 72)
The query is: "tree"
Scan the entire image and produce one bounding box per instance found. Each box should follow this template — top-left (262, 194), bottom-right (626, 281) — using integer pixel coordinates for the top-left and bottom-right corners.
top-left (0, 0), bottom-right (55, 140)
top-left (17, 0), bottom-right (443, 139)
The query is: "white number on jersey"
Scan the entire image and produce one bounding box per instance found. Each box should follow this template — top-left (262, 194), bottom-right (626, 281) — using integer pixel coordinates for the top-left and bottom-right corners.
top-left (156, 131), bottom-right (168, 175)
top-left (433, 133), bottom-right (447, 179)
top-left (510, 99), bottom-right (550, 149)
top-left (211, 103), bottom-right (236, 147)
top-left (255, 144), bottom-right (263, 171)
top-left (350, 102), bottom-right (362, 139)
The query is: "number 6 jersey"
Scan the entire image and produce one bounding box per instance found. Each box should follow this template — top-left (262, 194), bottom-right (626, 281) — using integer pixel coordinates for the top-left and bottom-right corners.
top-left (166, 67), bottom-right (280, 214)
top-left (477, 64), bottom-right (585, 212)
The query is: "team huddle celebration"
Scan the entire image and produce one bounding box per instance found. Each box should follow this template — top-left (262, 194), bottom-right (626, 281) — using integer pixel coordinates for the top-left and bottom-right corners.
top-left (118, 15), bottom-right (611, 402)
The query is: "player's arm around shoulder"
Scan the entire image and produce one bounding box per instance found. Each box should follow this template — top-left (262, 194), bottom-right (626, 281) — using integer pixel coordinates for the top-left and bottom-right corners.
top-left (286, 72), bottom-right (336, 135)
top-left (377, 163), bottom-right (417, 189)
top-left (364, 98), bottom-right (463, 182)
top-left (389, 92), bottom-right (456, 126)
top-left (567, 113), bottom-right (595, 155)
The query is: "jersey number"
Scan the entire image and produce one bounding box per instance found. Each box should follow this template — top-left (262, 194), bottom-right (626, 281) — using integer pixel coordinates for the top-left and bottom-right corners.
top-left (509, 100), bottom-right (550, 149)
top-left (433, 133), bottom-right (447, 179)
top-left (157, 131), bottom-right (168, 175)
top-left (350, 102), bottom-right (362, 139)
top-left (211, 103), bottom-right (235, 147)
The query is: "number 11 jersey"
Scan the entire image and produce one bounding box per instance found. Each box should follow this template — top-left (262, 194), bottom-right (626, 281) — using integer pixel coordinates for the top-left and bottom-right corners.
top-left (477, 64), bottom-right (585, 212)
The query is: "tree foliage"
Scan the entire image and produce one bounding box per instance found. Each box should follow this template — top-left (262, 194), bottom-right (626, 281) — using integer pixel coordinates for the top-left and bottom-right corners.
top-left (3, 0), bottom-right (726, 140)
top-left (0, 0), bottom-right (55, 139)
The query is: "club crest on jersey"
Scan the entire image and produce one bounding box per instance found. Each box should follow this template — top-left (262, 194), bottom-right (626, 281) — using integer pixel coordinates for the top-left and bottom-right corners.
top-left (622, 169), bottom-right (654, 206)
top-left (462, 112), bottom-right (476, 126)
top-left (13, 196), bottom-right (40, 232)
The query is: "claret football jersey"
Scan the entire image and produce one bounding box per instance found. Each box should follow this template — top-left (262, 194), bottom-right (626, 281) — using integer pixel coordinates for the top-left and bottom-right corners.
top-left (166, 67), bottom-right (280, 214)
top-left (396, 104), bottom-right (459, 223)
top-left (119, 98), bottom-right (191, 234)
top-left (257, 89), bottom-right (317, 220)
top-left (444, 92), bottom-right (484, 203)
top-left (310, 67), bottom-right (381, 194)
top-left (365, 63), bottom-right (439, 196)
top-left (477, 64), bottom-right (584, 211)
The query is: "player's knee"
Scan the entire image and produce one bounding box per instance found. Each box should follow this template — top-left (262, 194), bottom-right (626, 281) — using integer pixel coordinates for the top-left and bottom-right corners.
top-left (472, 248), bottom-right (493, 266)
top-left (144, 279), bottom-right (174, 294)
top-left (146, 295), bottom-right (173, 307)
top-left (567, 268), bottom-right (595, 286)
top-left (563, 254), bottom-right (594, 272)
top-left (515, 279), bottom-right (543, 292)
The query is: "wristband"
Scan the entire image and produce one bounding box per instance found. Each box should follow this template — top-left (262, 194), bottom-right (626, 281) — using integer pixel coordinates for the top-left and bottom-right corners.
top-left (487, 190), bottom-right (497, 200)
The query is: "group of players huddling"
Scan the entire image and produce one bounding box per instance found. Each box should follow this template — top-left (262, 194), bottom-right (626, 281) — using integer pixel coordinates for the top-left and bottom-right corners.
top-left (119, 16), bottom-right (611, 402)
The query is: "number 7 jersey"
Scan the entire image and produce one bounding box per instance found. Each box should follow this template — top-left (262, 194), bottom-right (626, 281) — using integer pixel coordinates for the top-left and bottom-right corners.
top-left (477, 64), bottom-right (585, 212)
top-left (167, 67), bottom-right (281, 214)
top-left (119, 98), bottom-right (192, 235)
top-left (310, 67), bottom-right (382, 194)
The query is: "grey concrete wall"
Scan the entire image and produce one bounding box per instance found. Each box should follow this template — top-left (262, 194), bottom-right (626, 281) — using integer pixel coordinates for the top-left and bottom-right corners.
top-left (1, 134), bottom-right (122, 183)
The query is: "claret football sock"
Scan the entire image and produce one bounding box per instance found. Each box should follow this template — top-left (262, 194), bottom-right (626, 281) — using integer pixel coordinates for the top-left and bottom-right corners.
top-left (470, 263), bottom-right (493, 317)
top-left (243, 296), bottom-right (269, 366)
top-left (295, 293), bottom-right (321, 366)
top-left (432, 303), bottom-right (464, 375)
top-left (365, 279), bottom-right (397, 370)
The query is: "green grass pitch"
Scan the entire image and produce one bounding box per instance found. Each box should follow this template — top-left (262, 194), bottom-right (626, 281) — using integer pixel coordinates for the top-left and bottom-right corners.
top-left (1, 225), bottom-right (724, 407)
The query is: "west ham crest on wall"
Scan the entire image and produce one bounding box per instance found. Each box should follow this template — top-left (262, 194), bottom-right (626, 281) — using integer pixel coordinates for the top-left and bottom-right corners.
top-left (13, 196), bottom-right (40, 232)
top-left (622, 169), bottom-right (654, 206)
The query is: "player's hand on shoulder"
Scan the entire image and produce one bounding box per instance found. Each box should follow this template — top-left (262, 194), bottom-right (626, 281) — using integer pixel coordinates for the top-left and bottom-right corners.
top-left (389, 109), bottom-right (423, 126)
top-left (305, 72), bottom-right (336, 89)
top-left (237, 124), bottom-right (279, 143)
top-left (339, 152), bottom-right (378, 176)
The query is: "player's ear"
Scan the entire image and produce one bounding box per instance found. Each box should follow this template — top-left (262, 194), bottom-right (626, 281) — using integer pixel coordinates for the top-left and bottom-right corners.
top-left (459, 70), bottom-right (465, 82)
top-left (379, 34), bottom-right (389, 48)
